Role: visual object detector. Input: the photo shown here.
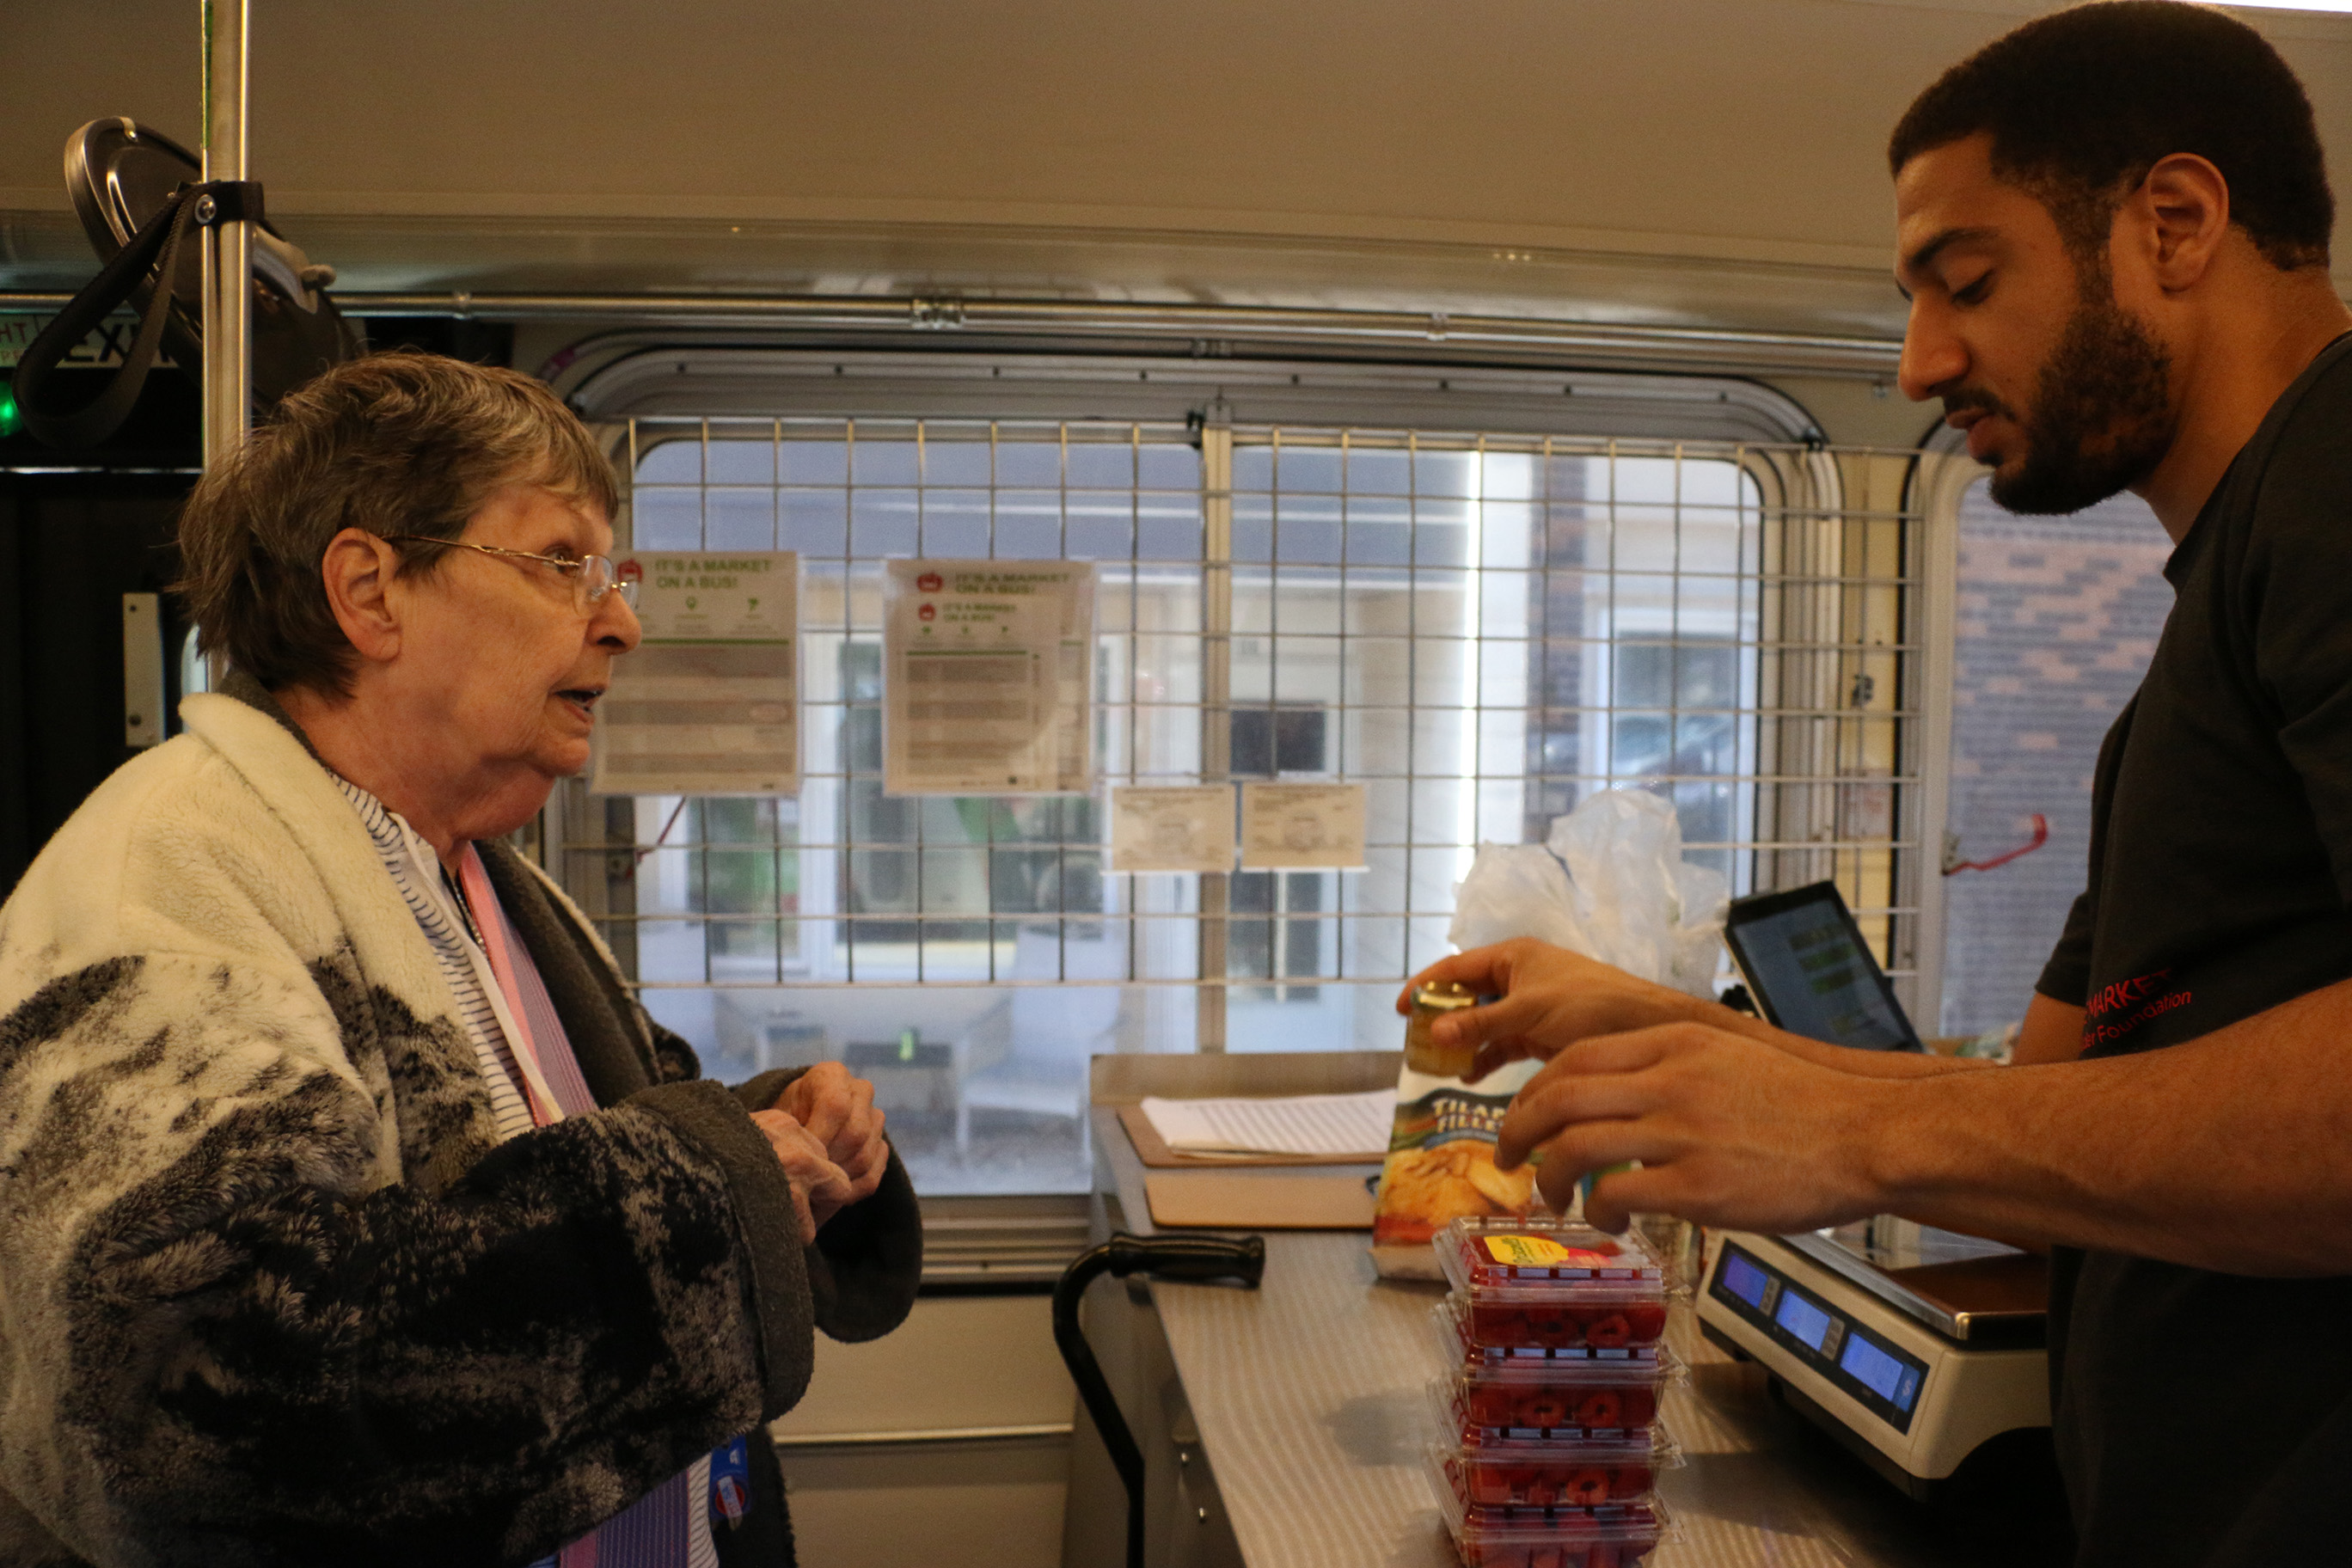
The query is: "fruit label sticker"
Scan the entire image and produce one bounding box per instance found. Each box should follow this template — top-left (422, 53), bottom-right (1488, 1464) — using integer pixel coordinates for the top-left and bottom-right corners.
top-left (1481, 1234), bottom-right (1617, 1269)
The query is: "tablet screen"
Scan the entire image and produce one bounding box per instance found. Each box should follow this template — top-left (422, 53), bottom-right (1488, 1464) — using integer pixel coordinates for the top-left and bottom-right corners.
top-left (1725, 885), bottom-right (1920, 1051)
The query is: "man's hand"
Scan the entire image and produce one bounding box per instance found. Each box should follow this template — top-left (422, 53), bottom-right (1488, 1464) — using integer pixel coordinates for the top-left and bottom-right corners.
top-left (1400, 938), bottom-right (1976, 1084)
top-left (750, 1108), bottom-right (857, 1244)
top-left (1495, 1020), bottom-right (1890, 1234)
top-left (777, 1063), bottom-right (890, 1209)
top-left (1398, 940), bottom-right (1712, 1081)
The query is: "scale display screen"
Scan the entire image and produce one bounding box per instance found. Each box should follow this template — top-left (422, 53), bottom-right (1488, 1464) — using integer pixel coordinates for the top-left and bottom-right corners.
top-left (1721, 1251), bottom-right (1773, 1310)
top-left (1706, 1240), bottom-right (1933, 1435)
top-left (1774, 1289), bottom-right (1834, 1352)
top-left (1840, 1332), bottom-right (1926, 1414)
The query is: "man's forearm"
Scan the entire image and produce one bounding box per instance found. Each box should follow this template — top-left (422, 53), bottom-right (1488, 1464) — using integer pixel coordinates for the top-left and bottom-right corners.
top-left (1690, 996), bottom-right (1986, 1079)
top-left (1864, 979), bottom-right (2352, 1275)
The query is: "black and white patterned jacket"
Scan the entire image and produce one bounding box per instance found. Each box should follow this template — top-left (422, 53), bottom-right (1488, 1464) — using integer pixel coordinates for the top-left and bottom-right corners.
top-left (0, 678), bottom-right (921, 1567)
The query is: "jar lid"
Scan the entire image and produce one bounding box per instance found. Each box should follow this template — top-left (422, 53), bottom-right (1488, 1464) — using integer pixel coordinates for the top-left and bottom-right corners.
top-left (1414, 980), bottom-right (1480, 1012)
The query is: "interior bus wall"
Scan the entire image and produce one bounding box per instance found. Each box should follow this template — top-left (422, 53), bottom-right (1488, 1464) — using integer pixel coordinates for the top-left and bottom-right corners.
top-left (0, 472), bottom-right (195, 899)
top-left (5, 1), bottom-right (2349, 449)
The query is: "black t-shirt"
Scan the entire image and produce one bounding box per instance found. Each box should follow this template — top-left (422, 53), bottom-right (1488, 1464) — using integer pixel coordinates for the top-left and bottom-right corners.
top-left (2035, 331), bottom-right (2352, 1566)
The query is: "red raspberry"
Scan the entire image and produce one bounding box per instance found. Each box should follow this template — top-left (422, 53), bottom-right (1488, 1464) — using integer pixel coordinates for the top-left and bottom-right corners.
top-left (1624, 1302), bottom-right (1669, 1341)
top-left (1583, 1311), bottom-right (1634, 1348)
top-left (1574, 1389), bottom-right (1623, 1428)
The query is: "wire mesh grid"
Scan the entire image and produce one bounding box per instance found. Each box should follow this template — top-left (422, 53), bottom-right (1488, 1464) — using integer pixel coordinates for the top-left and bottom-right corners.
top-left (557, 414), bottom-right (1925, 1060)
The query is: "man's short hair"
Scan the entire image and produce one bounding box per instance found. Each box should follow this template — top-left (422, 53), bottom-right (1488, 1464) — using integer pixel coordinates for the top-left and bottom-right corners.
top-left (1888, 1), bottom-right (2333, 271)
top-left (177, 351), bottom-right (620, 696)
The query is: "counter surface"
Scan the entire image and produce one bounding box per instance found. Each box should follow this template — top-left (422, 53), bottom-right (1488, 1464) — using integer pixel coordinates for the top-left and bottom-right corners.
top-left (1097, 1108), bottom-right (2066, 1568)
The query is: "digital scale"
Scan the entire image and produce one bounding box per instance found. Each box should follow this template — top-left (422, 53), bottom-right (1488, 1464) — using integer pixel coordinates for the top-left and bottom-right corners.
top-left (1697, 882), bottom-right (2053, 1498)
top-left (1697, 1218), bottom-right (2049, 1498)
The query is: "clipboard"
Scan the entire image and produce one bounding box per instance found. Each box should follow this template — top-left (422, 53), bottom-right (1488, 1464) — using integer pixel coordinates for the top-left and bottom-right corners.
top-left (1115, 1103), bottom-right (1386, 1169)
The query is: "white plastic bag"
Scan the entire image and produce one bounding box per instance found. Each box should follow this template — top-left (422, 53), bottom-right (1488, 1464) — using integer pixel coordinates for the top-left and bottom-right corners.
top-left (1449, 789), bottom-right (1728, 997)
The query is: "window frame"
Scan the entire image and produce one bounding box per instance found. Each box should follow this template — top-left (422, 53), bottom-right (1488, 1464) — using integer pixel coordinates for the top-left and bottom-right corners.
top-left (542, 345), bottom-right (1948, 1047)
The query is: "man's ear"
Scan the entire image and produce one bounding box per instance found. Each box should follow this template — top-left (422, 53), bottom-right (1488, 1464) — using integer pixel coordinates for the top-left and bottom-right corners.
top-left (319, 529), bottom-right (406, 665)
top-left (2132, 152), bottom-right (2232, 294)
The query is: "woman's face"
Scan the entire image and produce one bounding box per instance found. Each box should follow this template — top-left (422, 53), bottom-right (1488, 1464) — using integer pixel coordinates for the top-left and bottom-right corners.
top-left (391, 482), bottom-right (640, 798)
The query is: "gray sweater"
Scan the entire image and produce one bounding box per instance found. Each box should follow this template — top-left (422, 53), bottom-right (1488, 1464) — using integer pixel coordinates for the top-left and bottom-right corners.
top-left (0, 678), bottom-right (919, 1567)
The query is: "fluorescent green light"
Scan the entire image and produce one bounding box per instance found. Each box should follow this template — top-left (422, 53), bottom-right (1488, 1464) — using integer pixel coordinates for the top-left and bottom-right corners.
top-left (0, 381), bottom-right (20, 440)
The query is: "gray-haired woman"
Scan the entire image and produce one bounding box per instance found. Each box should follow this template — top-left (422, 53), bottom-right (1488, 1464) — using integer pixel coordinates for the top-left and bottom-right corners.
top-left (0, 351), bottom-right (917, 1568)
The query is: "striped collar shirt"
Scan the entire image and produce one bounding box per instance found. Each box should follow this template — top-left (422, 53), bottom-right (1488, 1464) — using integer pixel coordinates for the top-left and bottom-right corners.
top-left (328, 777), bottom-right (720, 1568)
top-left (329, 775), bottom-right (538, 1141)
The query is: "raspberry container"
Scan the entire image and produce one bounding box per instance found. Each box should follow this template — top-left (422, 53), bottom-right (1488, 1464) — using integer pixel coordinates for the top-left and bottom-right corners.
top-left (1426, 1449), bottom-right (1673, 1568)
top-left (1437, 1217), bottom-right (1672, 1352)
top-left (1430, 1296), bottom-right (1681, 1402)
top-left (1455, 1375), bottom-right (1663, 1438)
top-left (1427, 1394), bottom-right (1682, 1505)
top-left (1429, 1360), bottom-right (1682, 1445)
top-left (1443, 1445), bottom-right (1669, 1509)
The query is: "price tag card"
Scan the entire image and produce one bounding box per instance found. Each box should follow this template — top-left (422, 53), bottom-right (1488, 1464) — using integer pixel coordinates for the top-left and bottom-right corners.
top-left (591, 552), bottom-right (799, 796)
top-left (1110, 785), bottom-right (1235, 873)
top-left (883, 560), bottom-right (1096, 795)
top-left (1239, 781), bottom-right (1368, 870)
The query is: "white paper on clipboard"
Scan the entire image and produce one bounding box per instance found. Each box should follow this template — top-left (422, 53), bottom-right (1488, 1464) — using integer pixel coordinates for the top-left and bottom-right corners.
top-left (883, 559), bottom-right (1095, 795)
top-left (591, 551), bottom-right (799, 796)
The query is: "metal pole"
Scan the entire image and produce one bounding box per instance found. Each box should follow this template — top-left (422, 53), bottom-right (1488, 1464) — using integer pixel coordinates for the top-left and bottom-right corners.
top-left (200, 0), bottom-right (250, 467)
top-left (1196, 412), bottom-right (1234, 1052)
top-left (1906, 448), bottom-right (1972, 1037)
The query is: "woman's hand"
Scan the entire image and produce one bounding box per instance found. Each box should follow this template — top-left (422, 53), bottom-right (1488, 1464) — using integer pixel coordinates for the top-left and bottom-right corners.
top-left (1398, 939), bottom-right (1708, 1081)
top-left (779, 1063), bottom-right (891, 1207)
top-left (750, 1108), bottom-right (857, 1243)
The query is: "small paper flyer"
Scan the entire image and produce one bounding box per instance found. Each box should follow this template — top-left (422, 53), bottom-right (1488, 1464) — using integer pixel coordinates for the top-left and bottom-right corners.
top-left (1110, 785), bottom-right (1235, 873)
top-left (1239, 781), bottom-right (1368, 870)
top-left (883, 559), bottom-right (1096, 795)
top-left (591, 551), bottom-right (799, 796)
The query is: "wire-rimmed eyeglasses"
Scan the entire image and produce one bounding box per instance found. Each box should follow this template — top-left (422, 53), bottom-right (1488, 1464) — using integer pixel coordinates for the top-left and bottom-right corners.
top-left (384, 536), bottom-right (640, 613)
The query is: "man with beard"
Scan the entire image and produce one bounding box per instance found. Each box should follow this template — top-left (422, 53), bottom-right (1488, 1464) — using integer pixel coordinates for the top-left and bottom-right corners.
top-left (1405, 5), bottom-right (2352, 1563)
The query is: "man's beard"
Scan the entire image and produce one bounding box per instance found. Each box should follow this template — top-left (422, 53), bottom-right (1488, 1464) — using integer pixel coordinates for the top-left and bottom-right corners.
top-left (1974, 290), bottom-right (2176, 516)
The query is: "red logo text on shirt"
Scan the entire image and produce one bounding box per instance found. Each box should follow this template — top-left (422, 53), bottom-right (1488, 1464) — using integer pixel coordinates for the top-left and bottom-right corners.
top-left (2080, 965), bottom-right (2192, 1050)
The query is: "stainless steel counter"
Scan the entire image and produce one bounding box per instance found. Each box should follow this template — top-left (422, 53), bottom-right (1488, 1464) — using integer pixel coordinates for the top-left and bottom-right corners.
top-left (1082, 1080), bottom-right (2067, 1568)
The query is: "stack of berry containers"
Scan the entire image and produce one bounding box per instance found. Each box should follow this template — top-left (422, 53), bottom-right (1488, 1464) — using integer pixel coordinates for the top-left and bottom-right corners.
top-left (1424, 1216), bottom-right (1682, 1568)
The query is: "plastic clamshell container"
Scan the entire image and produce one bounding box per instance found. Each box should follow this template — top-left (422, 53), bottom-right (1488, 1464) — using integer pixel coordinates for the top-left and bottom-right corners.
top-left (1438, 1220), bottom-right (1672, 1353)
top-left (1426, 1449), bottom-right (1674, 1568)
top-left (1449, 1291), bottom-right (1670, 1353)
top-left (1440, 1442), bottom-right (1675, 1508)
top-left (1430, 1298), bottom-right (1684, 1391)
top-left (1430, 1372), bottom-right (1681, 1449)
top-left (1438, 1217), bottom-right (1669, 1294)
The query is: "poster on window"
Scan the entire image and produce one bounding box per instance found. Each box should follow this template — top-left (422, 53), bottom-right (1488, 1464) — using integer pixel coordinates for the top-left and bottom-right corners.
top-left (1110, 785), bottom-right (1235, 873)
top-left (590, 551), bottom-right (799, 796)
top-left (1238, 781), bottom-right (1368, 870)
top-left (882, 559), bottom-right (1096, 795)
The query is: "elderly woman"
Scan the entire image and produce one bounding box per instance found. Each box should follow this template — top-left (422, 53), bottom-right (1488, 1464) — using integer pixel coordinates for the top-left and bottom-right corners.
top-left (0, 352), bottom-right (918, 1568)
